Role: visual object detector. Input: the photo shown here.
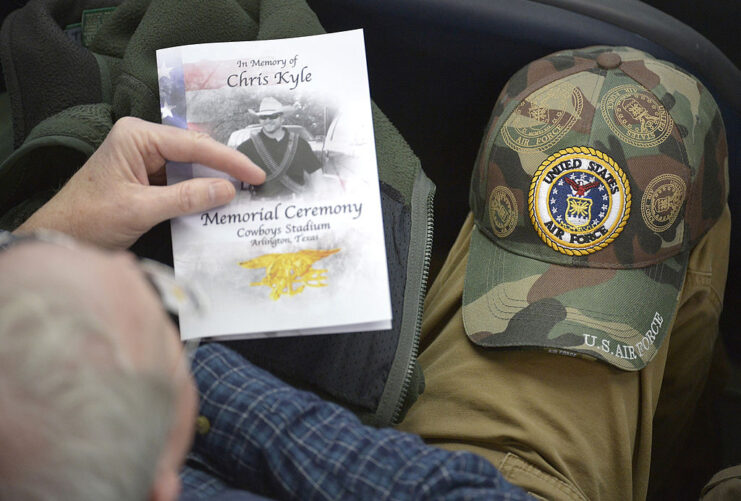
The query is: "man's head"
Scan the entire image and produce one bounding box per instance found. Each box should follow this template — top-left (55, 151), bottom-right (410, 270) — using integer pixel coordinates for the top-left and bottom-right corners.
top-left (253, 97), bottom-right (290, 135)
top-left (259, 111), bottom-right (285, 135)
top-left (0, 240), bottom-right (197, 500)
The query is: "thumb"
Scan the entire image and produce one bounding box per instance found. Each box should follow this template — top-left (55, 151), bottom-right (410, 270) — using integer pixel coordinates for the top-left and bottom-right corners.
top-left (142, 178), bottom-right (236, 223)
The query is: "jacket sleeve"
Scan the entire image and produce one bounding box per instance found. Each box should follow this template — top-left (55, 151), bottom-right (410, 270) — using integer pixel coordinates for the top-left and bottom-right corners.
top-left (189, 343), bottom-right (531, 500)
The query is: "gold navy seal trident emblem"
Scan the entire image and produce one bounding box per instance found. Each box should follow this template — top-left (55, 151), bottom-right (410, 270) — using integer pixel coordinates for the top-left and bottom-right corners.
top-left (529, 147), bottom-right (631, 256)
top-left (239, 248), bottom-right (340, 300)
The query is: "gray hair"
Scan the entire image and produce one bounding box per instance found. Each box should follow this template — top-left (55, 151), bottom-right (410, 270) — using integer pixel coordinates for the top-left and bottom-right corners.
top-left (0, 287), bottom-right (177, 500)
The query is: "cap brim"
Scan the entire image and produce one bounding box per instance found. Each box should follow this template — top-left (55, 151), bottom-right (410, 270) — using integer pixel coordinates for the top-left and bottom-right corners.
top-left (463, 226), bottom-right (688, 370)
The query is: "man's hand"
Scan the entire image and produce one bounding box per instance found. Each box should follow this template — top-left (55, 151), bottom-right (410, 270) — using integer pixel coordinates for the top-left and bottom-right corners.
top-left (15, 117), bottom-right (265, 249)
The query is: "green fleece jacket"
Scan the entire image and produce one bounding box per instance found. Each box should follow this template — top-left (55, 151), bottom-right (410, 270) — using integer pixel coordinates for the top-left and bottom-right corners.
top-left (0, 0), bottom-right (432, 426)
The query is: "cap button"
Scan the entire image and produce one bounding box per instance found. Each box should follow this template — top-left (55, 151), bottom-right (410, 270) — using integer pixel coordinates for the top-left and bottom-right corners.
top-left (597, 52), bottom-right (622, 70)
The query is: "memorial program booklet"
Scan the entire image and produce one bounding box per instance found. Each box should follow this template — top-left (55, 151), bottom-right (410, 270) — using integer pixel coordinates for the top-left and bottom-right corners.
top-left (156, 30), bottom-right (392, 341)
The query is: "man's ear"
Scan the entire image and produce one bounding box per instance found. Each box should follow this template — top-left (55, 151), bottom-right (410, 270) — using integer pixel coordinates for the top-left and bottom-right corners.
top-left (149, 467), bottom-right (181, 501)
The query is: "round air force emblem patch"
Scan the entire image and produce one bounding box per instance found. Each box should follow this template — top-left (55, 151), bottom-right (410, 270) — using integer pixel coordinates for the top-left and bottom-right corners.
top-left (488, 186), bottom-right (518, 238)
top-left (641, 174), bottom-right (686, 232)
top-left (501, 84), bottom-right (584, 152)
top-left (529, 147), bottom-right (631, 255)
top-left (601, 84), bottom-right (673, 148)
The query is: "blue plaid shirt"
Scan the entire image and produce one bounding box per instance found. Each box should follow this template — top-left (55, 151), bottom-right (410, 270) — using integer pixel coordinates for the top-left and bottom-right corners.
top-left (180, 343), bottom-right (530, 500)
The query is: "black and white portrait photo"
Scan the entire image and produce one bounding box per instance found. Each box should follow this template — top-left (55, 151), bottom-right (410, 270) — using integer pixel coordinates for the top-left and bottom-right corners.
top-left (231, 96), bottom-right (322, 198)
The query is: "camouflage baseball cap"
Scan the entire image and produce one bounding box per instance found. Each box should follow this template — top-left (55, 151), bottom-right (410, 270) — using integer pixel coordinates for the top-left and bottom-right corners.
top-left (464, 46), bottom-right (728, 371)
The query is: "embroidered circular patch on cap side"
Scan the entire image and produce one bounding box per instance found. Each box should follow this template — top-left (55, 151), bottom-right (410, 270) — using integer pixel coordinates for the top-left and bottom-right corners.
top-left (488, 186), bottom-right (518, 238)
top-left (501, 84), bottom-right (584, 152)
top-left (529, 147), bottom-right (631, 256)
top-left (601, 84), bottom-right (673, 148)
top-left (641, 174), bottom-right (686, 232)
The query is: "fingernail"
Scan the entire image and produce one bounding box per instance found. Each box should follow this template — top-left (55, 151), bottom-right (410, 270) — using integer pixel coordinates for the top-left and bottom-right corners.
top-left (209, 181), bottom-right (234, 204)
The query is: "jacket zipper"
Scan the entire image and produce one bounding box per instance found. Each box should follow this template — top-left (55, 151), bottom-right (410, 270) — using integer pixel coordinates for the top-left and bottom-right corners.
top-left (390, 177), bottom-right (435, 425)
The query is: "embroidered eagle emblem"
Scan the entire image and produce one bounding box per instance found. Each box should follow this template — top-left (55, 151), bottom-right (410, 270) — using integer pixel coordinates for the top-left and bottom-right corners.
top-left (563, 177), bottom-right (600, 196)
top-left (529, 147), bottom-right (630, 255)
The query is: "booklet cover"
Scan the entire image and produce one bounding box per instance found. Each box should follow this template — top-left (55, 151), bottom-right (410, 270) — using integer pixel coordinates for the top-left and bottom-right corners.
top-left (156, 30), bottom-right (391, 340)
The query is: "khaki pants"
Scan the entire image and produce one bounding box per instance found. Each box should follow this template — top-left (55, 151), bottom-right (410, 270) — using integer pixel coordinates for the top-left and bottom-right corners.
top-left (701, 465), bottom-right (741, 500)
top-left (398, 206), bottom-right (730, 500)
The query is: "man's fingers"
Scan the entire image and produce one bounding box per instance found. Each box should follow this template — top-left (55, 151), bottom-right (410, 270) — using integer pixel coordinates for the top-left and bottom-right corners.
top-left (170, 129), bottom-right (266, 185)
top-left (143, 179), bottom-right (237, 223)
top-left (115, 117), bottom-right (266, 184)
